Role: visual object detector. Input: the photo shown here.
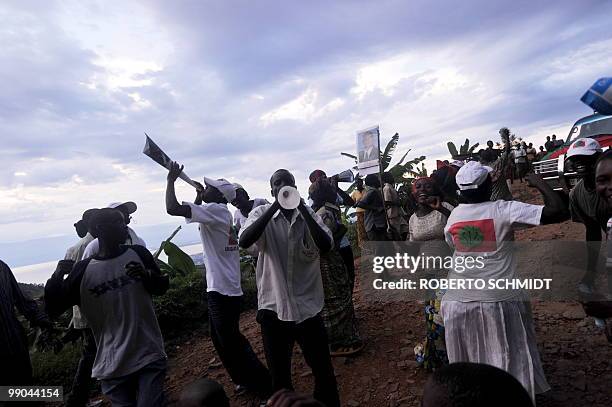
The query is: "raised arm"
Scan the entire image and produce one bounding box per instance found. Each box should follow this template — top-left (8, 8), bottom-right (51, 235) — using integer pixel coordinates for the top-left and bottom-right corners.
top-left (166, 161), bottom-right (193, 218)
top-left (45, 259), bottom-right (87, 319)
top-left (525, 173), bottom-right (570, 224)
top-left (330, 176), bottom-right (355, 206)
top-left (239, 201), bottom-right (280, 249)
top-left (297, 201), bottom-right (332, 253)
top-left (429, 197), bottom-right (452, 218)
top-left (5, 263), bottom-right (51, 328)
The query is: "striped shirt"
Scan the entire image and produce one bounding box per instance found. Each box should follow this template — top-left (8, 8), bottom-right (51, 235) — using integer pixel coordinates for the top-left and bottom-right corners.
top-left (0, 261), bottom-right (48, 359)
top-left (489, 150), bottom-right (513, 201)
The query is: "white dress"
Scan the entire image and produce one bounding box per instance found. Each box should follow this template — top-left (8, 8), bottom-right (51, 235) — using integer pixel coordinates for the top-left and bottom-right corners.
top-left (442, 200), bottom-right (551, 402)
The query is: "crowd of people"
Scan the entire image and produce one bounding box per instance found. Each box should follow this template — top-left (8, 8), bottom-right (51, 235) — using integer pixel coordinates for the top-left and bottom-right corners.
top-left (1, 126), bottom-right (611, 407)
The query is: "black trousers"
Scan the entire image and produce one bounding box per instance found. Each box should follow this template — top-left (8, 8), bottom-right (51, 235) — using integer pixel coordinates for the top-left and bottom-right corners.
top-left (257, 310), bottom-right (340, 407)
top-left (207, 291), bottom-right (272, 398)
top-left (66, 329), bottom-right (97, 407)
top-left (338, 245), bottom-right (355, 293)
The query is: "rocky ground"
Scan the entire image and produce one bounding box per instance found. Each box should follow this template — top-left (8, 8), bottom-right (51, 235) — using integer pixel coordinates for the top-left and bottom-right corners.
top-left (162, 182), bottom-right (612, 406)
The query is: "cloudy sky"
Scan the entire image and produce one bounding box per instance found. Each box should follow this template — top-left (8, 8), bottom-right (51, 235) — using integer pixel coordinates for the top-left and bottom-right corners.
top-left (1, 0), bottom-right (611, 274)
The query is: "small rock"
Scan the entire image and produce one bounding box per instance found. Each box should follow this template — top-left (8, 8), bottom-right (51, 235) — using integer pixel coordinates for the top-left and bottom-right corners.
top-left (347, 400), bottom-right (360, 407)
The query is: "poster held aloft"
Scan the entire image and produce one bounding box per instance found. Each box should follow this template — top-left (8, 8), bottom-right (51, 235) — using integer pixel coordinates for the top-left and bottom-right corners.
top-left (356, 125), bottom-right (381, 175)
top-left (143, 134), bottom-right (198, 188)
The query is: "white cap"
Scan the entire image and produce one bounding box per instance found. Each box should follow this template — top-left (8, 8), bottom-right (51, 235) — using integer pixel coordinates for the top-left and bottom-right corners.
top-left (203, 177), bottom-right (236, 202)
top-left (232, 183), bottom-right (244, 191)
top-left (107, 201), bottom-right (137, 214)
top-left (455, 161), bottom-right (493, 190)
top-left (451, 160), bottom-right (465, 168)
top-left (565, 138), bottom-right (602, 159)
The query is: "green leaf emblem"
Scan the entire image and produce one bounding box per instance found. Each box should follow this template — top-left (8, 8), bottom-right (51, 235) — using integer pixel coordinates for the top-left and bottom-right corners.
top-left (458, 226), bottom-right (484, 248)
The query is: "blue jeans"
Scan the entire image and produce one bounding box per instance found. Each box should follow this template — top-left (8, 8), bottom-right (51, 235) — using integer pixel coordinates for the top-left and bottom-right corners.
top-left (100, 358), bottom-right (167, 407)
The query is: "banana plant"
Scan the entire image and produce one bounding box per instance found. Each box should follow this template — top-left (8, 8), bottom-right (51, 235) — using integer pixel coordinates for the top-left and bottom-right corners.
top-left (447, 138), bottom-right (479, 159)
top-left (154, 226), bottom-right (197, 277)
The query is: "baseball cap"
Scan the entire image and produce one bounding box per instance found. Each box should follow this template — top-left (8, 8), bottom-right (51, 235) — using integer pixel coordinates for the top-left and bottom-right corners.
top-left (203, 177), bottom-right (236, 202)
top-left (107, 201), bottom-right (137, 214)
top-left (565, 138), bottom-right (602, 159)
top-left (455, 161), bottom-right (493, 190)
top-left (450, 160), bottom-right (465, 168)
top-left (232, 183), bottom-right (244, 191)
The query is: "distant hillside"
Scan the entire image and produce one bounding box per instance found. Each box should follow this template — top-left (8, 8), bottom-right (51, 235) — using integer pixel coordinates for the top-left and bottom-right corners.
top-left (19, 282), bottom-right (44, 299)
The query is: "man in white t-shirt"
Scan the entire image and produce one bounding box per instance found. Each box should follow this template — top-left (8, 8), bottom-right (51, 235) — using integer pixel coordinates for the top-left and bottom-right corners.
top-left (165, 162), bottom-right (272, 399)
top-left (82, 201), bottom-right (146, 258)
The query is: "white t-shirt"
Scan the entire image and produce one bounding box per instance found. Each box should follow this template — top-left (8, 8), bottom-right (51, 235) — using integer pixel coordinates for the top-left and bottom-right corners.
top-left (184, 202), bottom-right (243, 296)
top-left (64, 233), bottom-right (95, 329)
top-left (443, 200), bottom-right (543, 302)
top-left (83, 227), bottom-right (146, 259)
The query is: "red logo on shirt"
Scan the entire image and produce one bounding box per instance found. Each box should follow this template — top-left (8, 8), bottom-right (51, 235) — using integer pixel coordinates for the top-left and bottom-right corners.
top-left (448, 219), bottom-right (497, 252)
top-left (228, 225), bottom-right (238, 246)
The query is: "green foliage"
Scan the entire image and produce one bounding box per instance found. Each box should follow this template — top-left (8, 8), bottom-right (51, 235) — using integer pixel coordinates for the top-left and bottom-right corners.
top-left (380, 132), bottom-right (399, 170)
top-left (154, 265), bottom-right (207, 339)
top-left (340, 152), bottom-right (358, 164)
top-left (447, 141), bottom-right (459, 158)
top-left (447, 138), bottom-right (479, 158)
top-left (344, 220), bottom-right (360, 258)
top-left (18, 283), bottom-right (44, 299)
top-left (160, 241), bottom-right (197, 277)
top-left (239, 259), bottom-right (258, 310)
top-left (31, 343), bottom-right (84, 395)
